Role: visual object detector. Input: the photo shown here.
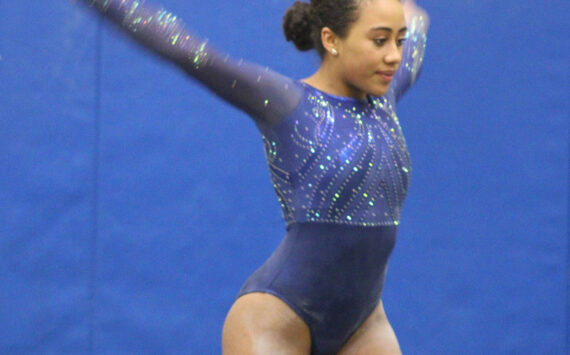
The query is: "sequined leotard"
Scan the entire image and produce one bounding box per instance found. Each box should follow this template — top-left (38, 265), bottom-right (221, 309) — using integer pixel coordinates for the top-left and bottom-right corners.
top-left (81, 1), bottom-right (427, 354)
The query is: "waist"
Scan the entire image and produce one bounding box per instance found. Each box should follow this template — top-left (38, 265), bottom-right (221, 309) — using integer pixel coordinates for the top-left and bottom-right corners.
top-left (281, 222), bottom-right (398, 265)
top-left (285, 221), bottom-right (398, 236)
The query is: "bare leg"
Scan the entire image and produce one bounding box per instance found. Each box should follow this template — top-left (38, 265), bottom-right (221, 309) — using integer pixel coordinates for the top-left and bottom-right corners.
top-left (338, 300), bottom-right (402, 355)
top-left (222, 292), bottom-right (311, 355)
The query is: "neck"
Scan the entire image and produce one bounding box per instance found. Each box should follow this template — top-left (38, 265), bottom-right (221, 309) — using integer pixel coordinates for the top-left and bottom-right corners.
top-left (302, 60), bottom-right (367, 100)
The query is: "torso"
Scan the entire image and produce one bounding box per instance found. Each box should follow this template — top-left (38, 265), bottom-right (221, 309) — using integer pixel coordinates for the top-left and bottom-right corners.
top-left (242, 82), bottom-right (412, 353)
top-left (260, 81), bottom-right (412, 227)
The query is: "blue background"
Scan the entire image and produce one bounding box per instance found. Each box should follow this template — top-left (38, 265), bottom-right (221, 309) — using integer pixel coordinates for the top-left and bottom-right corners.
top-left (0, 0), bottom-right (568, 353)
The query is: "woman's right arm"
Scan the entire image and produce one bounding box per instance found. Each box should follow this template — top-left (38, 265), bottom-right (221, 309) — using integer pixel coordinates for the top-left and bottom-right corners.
top-left (80, 0), bottom-right (302, 127)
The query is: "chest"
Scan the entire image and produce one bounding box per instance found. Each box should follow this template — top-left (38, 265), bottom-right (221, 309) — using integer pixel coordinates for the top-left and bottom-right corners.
top-left (264, 95), bottom-right (411, 188)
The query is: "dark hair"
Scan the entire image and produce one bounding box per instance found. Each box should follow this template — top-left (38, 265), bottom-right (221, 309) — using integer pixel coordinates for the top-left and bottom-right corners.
top-left (283, 0), bottom-right (362, 57)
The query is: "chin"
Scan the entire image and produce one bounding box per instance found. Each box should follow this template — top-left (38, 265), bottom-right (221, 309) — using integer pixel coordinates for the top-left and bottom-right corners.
top-left (368, 85), bottom-right (389, 97)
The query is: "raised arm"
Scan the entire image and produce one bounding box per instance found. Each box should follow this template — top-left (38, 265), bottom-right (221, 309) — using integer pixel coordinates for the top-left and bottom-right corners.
top-left (80, 0), bottom-right (302, 127)
top-left (389, 0), bottom-right (429, 102)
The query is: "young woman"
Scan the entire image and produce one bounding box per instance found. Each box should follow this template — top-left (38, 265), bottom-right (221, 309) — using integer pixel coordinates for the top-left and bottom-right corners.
top-left (78, 0), bottom-right (429, 353)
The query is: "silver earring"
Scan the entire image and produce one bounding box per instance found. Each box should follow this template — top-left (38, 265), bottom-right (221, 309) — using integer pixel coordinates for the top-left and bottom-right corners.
top-left (331, 48), bottom-right (338, 56)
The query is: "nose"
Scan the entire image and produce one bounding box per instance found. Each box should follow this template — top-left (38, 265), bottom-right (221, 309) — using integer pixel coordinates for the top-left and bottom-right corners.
top-left (384, 40), bottom-right (402, 66)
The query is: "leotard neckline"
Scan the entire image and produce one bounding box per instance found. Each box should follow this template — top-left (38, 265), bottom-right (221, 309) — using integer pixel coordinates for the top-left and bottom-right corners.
top-left (298, 81), bottom-right (373, 105)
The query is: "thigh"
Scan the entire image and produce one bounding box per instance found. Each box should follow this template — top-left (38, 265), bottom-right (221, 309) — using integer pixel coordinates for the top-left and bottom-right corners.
top-left (222, 292), bottom-right (311, 355)
top-left (338, 301), bottom-right (402, 355)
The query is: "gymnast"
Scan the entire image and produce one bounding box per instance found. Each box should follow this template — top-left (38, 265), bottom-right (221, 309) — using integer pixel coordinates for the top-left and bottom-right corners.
top-left (78, 0), bottom-right (429, 353)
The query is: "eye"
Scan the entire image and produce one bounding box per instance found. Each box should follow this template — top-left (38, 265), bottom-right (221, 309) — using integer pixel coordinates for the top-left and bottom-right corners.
top-left (374, 38), bottom-right (387, 46)
top-left (397, 38), bottom-right (407, 47)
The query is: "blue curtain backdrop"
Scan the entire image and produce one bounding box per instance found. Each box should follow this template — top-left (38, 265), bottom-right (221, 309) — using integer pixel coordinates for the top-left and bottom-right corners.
top-left (0, 0), bottom-right (568, 353)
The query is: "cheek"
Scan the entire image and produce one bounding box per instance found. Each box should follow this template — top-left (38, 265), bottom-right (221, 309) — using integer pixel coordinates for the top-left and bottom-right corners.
top-left (343, 45), bottom-right (382, 74)
top-left (345, 55), bottom-right (382, 78)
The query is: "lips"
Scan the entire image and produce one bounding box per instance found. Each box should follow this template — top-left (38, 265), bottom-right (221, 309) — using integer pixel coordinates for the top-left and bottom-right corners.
top-left (377, 70), bottom-right (396, 82)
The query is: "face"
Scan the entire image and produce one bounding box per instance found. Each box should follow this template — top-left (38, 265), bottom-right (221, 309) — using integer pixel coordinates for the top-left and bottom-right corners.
top-left (334, 0), bottom-right (407, 98)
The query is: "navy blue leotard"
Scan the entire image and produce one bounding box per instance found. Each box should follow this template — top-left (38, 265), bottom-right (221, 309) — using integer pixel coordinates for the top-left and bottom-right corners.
top-left (81, 1), bottom-right (428, 353)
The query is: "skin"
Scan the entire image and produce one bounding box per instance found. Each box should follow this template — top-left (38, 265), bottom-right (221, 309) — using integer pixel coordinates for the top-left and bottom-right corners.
top-left (223, 0), bottom-right (428, 353)
top-left (304, 0), bottom-right (408, 100)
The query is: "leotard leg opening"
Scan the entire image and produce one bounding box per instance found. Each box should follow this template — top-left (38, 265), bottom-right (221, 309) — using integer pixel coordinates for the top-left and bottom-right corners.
top-left (238, 222), bottom-right (398, 355)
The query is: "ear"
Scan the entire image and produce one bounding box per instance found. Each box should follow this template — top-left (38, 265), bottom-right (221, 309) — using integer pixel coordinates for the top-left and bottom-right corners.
top-left (320, 27), bottom-right (339, 56)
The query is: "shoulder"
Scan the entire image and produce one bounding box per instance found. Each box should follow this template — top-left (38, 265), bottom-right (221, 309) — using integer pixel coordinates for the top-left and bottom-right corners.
top-left (368, 93), bottom-right (397, 115)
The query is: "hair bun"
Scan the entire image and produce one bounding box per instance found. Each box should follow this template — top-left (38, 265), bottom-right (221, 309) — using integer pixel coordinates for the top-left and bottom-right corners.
top-left (283, 1), bottom-right (314, 51)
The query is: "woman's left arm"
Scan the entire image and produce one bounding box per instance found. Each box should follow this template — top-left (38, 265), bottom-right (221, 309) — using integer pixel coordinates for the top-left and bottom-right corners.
top-left (389, 0), bottom-right (430, 102)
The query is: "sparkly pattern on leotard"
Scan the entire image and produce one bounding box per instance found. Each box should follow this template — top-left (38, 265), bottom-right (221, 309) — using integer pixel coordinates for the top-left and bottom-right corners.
top-left (390, 13), bottom-right (428, 101)
top-left (260, 85), bottom-right (411, 226)
top-left (81, 0), bottom-right (428, 227)
top-left (88, 0), bottom-right (212, 68)
top-left (84, 0), bottom-right (302, 127)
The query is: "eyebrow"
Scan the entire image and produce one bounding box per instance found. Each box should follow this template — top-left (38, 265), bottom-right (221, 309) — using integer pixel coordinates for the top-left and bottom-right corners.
top-left (369, 26), bottom-right (408, 33)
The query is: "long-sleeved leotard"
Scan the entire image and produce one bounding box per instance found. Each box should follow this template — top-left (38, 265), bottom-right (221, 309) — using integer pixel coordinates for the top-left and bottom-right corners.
top-left (83, 0), bottom-right (303, 128)
top-left (81, 1), bottom-right (427, 354)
